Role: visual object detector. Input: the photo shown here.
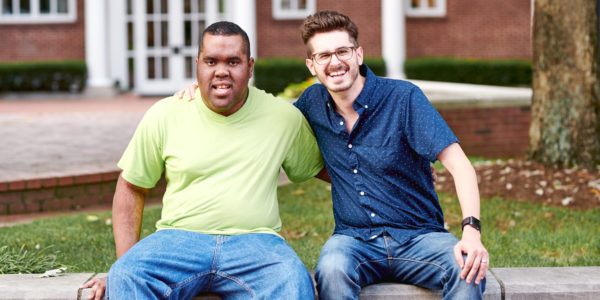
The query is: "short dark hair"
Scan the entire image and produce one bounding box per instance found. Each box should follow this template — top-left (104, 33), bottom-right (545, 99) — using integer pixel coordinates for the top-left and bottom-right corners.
top-left (300, 11), bottom-right (359, 57)
top-left (198, 21), bottom-right (251, 59)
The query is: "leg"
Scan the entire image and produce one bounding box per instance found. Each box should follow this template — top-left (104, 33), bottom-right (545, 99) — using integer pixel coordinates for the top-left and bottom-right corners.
top-left (212, 233), bottom-right (315, 300)
top-left (315, 234), bottom-right (388, 300)
top-left (107, 229), bottom-right (216, 300)
top-left (387, 232), bottom-right (486, 300)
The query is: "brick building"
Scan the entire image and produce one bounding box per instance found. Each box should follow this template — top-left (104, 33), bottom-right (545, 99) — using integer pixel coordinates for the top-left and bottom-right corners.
top-left (0, 0), bottom-right (531, 95)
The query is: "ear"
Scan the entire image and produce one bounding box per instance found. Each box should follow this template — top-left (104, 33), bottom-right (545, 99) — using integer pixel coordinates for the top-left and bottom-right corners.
top-left (356, 46), bottom-right (364, 66)
top-left (248, 57), bottom-right (255, 78)
top-left (305, 58), bottom-right (316, 76)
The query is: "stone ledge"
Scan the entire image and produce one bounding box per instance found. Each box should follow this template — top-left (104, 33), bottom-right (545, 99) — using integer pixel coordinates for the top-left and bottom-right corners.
top-left (1, 267), bottom-right (598, 299)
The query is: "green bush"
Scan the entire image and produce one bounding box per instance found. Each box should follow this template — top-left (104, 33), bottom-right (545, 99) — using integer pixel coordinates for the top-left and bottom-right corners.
top-left (254, 57), bottom-right (387, 95)
top-left (405, 57), bottom-right (531, 86)
top-left (0, 60), bottom-right (87, 92)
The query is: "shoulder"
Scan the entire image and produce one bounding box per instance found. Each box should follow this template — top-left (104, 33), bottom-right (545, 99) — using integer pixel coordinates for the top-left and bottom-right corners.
top-left (249, 86), bottom-right (305, 121)
top-left (295, 83), bottom-right (329, 111)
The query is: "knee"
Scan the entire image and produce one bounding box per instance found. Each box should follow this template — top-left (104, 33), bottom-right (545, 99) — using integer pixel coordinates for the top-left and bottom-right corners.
top-left (315, 251), bottom-right (354, 282)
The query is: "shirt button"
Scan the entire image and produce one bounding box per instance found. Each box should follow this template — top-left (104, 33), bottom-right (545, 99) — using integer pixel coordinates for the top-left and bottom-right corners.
top-left (348, 144), bottom-right (353, 149)
top-left (339, 121), bottom-right (344, 125)
top-left (370, 234), bottom-right (378, 240)
top-left (353, 169), bottom-right (358, 174)
top-left (364, 105), bottom-right (369, 109)
top-left (327, 103), bottom-right (330, 107)
top-left (360, 191), bottom-right (365, 196)
top-left (370, 213), bottom-right (375, 217)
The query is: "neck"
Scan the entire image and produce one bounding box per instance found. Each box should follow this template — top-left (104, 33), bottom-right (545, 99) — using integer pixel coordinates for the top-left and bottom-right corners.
top-left (330, 75), bottom-right (366, 114)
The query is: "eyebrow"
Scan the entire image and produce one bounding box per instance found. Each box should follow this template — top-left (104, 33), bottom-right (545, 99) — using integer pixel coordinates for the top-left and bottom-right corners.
top-left (203, 55), bottom-right (242, 61)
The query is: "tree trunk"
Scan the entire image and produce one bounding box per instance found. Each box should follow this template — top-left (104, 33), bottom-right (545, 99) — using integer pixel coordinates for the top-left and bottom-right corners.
top-left (529, 0), bottom-right (600, 168)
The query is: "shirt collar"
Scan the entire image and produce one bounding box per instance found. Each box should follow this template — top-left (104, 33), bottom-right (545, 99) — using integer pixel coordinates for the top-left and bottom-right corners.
top-left (326, 64), bottom-right (378, 109)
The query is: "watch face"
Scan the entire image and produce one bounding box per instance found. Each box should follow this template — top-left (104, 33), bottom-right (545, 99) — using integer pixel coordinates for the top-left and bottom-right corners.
top-left (462, 217), bottom-right (481, 231)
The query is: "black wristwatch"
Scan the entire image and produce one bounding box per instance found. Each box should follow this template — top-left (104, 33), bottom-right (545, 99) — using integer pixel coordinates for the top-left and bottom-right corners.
top-left (461, 216), bottom-right (481, 232)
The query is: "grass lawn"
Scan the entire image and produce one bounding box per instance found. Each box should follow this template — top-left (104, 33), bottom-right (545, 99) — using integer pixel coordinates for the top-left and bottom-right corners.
top-left (1, 178), bottom-right (598, 274)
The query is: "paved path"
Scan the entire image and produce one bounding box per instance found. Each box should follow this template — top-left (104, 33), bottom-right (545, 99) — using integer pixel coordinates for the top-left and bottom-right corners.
top-left (0, 94), bottom-right (161, 182)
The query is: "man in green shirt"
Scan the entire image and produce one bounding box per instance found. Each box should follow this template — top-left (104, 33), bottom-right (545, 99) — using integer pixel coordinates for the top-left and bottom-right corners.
top-left (82, 21), bottom-right (324, 300)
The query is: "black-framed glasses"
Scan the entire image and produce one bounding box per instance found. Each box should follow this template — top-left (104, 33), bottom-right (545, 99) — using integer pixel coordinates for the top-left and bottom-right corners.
top-left (311, 47), bottom-right (356, 65)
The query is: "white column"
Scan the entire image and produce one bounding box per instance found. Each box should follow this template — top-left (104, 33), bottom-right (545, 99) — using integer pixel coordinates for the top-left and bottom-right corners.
top-left (228, 0), bottom-right (257, 59)
top-left (206, 0), bottom-right (220, 27)
top-left (382, 0), bottom-right (406, 79)
top-left (84, 0), bottom-right (113, 90)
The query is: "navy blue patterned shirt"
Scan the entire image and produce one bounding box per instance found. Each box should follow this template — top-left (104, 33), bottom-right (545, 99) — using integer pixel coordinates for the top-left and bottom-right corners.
top-left (294, 65), bottom-right (459, 244)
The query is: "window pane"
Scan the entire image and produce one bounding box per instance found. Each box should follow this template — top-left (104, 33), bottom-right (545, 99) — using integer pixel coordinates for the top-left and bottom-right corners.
top-left (195, 20), bottom-right (205, 45)
top-left (197, 0), bottom-right (204, 13)
top-left (184, 20), bottom-right (192, 46)
top-left (161, 57), bottom-right (169, 79)
top-left (184, 0), bottom-right (190, 13)
top-left (298, 0), bottom-right (307, 9)
top-left (428, 0), bottom-right (436, 8)
top-left (146, 0), bottom-right (154, 14)
top-left (185, 56), bottom-right (193, 79)
top-left (281, 0), bottom-right (291, 10)
top-left (40, 0), bottom-right (50, 14)
top-left (161, 21), bottom-right (168, 47)
top-left (147, 57), bottom-right (155, 79)
top-left (57, 0), bottom-right (68, 13)
top-left (161, 0), bottom-right (167, 13)
top-left (218, 0), bottom-right (224, 13)
top-left (147, 21), bottom-right (155, 47)
top-left (20, 0), bottom-right (30, 14)
top-left (128, 58), bottom-right (135, 88)
top-left (411, 0), bottom-right (419, 8)
top-left (127, 22), bottom-right (134, 50)
top-left (2, 0), bottom-right (13, 14)
top-left (127, 0), bottom-right (132, 14)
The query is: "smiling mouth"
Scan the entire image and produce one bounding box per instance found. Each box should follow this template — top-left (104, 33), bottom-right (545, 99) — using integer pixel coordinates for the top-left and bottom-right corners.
top-left (328, 70), bottom-right (347, 77)
top-left (213, 84), bottom-right (232, 90)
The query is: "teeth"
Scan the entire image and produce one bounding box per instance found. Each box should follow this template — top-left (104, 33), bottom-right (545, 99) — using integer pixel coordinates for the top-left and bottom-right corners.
top-left (329, 71), bottom-right (346, 76)
top-left (215, 85), bottom-right (230, 89)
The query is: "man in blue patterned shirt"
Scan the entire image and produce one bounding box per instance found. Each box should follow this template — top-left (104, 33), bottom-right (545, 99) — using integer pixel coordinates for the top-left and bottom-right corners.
top-left (294, 11), bottom-right (489, 300)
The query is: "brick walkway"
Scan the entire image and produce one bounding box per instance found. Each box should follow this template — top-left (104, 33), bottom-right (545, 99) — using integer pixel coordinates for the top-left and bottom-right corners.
top-left (0, 94), bottom-right (161, 182)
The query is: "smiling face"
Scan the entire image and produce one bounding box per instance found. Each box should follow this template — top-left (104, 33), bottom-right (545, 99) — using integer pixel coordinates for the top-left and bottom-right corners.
top-left (305, 30), bottom-right (363, 94)
top-left (195, 33), bottom-right (254, 116)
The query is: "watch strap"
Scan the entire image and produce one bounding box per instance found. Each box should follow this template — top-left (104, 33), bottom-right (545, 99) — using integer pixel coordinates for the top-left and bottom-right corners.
top-left (461, 216), bottom-right (481, 232)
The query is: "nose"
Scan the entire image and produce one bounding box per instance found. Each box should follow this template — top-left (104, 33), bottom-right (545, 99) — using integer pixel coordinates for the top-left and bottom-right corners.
top-left (215, 64), bottom-right (229, 77)
top-left (329, 53), bottom-right (343, 65)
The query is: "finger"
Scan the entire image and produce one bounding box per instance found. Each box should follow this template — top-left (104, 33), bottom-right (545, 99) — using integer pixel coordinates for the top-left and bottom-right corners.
top-left (453, 244), bottom-right (464, 268)
top-left (186, 87), bottom-right (194, 101)
top-left (80, 279), bottom-right (96, 289)
top-left (461, 252), bottom-right (476, 280)
top-left (475, 257), bottom-right (489, 285)
top-left (466, 255), bottom-right (482, 283)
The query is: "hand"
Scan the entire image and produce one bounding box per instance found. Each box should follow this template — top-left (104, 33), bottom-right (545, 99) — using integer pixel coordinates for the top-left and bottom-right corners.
top-left (430, 164), bottom-right (437, 186)
top-left (80, 277), bottom-right (107, 300)
top-left (453, 226), bottom-right (489, 285)
top-left (174, 82), bottom-right (199, 101)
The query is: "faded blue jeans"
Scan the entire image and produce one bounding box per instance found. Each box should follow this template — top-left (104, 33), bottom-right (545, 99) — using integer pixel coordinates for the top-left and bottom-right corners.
top-left (315, 232), bottom-right (486, 300)
top-left (106, 229), bottom-right (315, 299)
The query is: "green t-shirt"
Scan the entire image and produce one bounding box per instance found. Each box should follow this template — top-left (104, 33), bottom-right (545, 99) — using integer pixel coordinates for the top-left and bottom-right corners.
top-left (118, 86), bottom-right (324, 236)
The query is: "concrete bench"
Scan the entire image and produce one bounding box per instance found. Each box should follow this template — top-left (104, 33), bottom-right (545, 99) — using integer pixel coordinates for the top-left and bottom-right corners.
top-left (1, 267), bottom-right (598, 299)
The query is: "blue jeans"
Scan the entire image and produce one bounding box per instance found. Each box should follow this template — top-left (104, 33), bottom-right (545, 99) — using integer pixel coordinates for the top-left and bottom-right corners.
top-left (107, 229), bottom-right (315, 299)
top-left (315, 232), bottom-right (486, 300)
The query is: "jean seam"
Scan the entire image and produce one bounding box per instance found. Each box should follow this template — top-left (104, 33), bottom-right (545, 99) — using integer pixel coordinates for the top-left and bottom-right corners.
top-left (214, 270), bottom-right (255, 297)
top-left (164, 271), bottom-right (213, 298)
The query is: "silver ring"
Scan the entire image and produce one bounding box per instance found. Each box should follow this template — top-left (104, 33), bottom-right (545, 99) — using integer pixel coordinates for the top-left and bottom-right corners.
top-left (481, 259), bottom-right (488, 264)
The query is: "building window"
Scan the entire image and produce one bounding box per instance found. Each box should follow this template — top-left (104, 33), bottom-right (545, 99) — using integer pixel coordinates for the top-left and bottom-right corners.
top-left (405, 0), bottom-right (446, 17)
top-left (272, 0), bottom-right (315, 20)
top-left (0, 0), bottom-right (76, 23)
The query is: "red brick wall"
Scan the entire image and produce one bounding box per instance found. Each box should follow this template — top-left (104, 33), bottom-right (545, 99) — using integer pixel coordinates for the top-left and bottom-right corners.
top-left (0, 171), bottom-right (165, 216)
top-left (438, 105), bottom-right (531, 158)
top-left (256, 0), bottom-right (531, 60)
top-left (406, 0), bottom-right (532, 59)
top-left (256, 0), bottom-right (381, 58)
top-left (0, 0), bottom-right (85, 62)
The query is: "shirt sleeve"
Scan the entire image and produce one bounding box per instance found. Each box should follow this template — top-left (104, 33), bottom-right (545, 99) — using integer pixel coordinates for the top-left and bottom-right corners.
top-left (117, 104), bottom-right (165, 188)
top-left (403, 86), bottom-right (459, 162)
top-left (282, 113), bottom-right (325, 183)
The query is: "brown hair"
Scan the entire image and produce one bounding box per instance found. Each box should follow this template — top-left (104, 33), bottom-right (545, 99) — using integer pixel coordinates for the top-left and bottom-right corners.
top-left (300, 11), bottom-right (359, 57)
